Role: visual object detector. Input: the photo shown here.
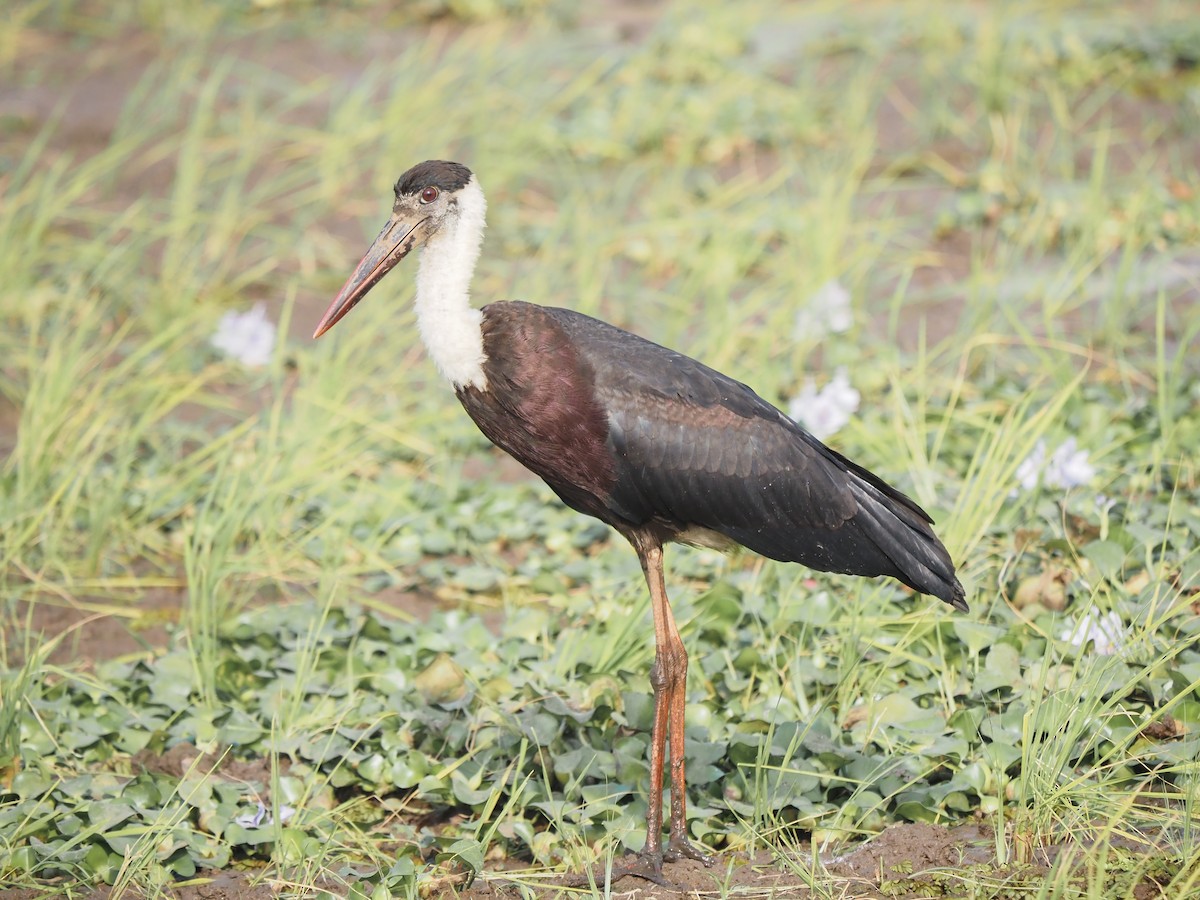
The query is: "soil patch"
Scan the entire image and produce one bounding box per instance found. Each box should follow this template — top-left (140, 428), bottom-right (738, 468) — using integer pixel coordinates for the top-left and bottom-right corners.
top-left (130, 742), bottom-right (289, 786)
top-left (0, 824), bottom-right (1017, 899)
top-left (5, 580), bottom-right (467, 669)
top-left (0, 870), bottom-right (278, 900)
top-left (6, 591), bottom-right (180, 668)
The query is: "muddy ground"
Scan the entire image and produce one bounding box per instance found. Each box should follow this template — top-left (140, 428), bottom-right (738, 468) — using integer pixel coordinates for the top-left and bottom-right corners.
top-left (0, 819), bottom-right (1173, 898)
top-left (0, 821), bottom-right (1089, 899)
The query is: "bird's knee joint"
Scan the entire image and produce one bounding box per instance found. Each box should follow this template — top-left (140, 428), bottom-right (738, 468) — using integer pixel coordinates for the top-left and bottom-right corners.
top-left (665, 647), bottom-right (688, 685)
top-left (649, 659), bottom-right (667, 693)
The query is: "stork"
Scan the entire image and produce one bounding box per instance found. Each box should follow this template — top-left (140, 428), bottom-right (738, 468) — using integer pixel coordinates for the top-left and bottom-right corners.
top-left (313, 160), bottom-right (966, 881)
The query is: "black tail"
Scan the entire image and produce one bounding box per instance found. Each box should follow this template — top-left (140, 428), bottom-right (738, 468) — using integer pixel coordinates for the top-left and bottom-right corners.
top-left (847, 479), bottom-right (967, 611)
top-left (723, 465), bottom-right (967, 612)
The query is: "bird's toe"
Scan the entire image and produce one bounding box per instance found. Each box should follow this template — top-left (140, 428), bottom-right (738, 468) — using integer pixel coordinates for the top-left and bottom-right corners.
top-left (664, 834), bottom-right (715, 866)
top-left (562, 850), bottom-right (669, 888)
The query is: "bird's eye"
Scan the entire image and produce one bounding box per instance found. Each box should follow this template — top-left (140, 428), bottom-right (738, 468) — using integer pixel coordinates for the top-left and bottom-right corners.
top-left (420, 186), bottom-right (439, 204)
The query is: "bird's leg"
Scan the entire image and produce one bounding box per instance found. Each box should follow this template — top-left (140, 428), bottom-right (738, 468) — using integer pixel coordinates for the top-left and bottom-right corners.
top-left (663, 639), bottom-right (713, 864)
top-left (642, 545), bottom-right (715, 867)
top-left (616, 541), bottom-right (675, 879)
top-left (565, 539), bottom-right (712, 889)
top-left (643, 649), bottom-right (669, 861)
top-left (567, 542), bottom-right (674, 887)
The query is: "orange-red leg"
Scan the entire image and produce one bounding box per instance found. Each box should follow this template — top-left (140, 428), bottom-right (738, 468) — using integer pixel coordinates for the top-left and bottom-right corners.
top-left (570, 538), bottom-right (714, 887)
top-left (640, 543), bottom-right (713, 866)
top-left (643, 649), bottom-right (669, 860)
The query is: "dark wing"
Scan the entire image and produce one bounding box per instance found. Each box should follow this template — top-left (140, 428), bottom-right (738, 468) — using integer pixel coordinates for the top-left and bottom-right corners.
top-left (545, 306), bottom-right (966, 610)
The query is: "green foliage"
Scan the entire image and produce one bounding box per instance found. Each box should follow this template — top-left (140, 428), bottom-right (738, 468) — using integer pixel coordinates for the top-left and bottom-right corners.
top-left (2, 552), bottom-right (1194, 891)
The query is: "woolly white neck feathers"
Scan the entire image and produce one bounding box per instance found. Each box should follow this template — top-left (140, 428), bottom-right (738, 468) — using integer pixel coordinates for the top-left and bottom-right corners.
top-left (415, 176), bottom-right (489, 391)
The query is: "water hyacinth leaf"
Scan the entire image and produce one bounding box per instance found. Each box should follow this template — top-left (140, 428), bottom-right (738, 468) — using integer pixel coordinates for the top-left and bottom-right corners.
top-left (86, 800), bottom-right (138, 832)
top-left (218, 709), bottom-right (265, 746)
top-left (9, 768), bottom-right (53, 798)
top-left (580, 781), bottom-right (628, 809)
top-left (122, 776), bottom-right (163, 810)
top-left (413, 653), bottom-right (468, 703)
top-left (185, 830), bottom-right (230, 869)
top-left (1083, 539), bottom-right (1128, 579)
top-left (451, 772), bottom-right (494, 806)
top-left (278, 828), bottom-right (323, 866)
top-left (111, 724), bottom-right (158, 754)
top-left (697, 580), bottom-right (743, 627)
top-left (793, 590), bottom-right (837, 626)
top-left (29, 835), bottom-right (88, 864)
top-left (531, 798), bottom-right (571, 820)
top-left (554, 745), bottom-right (614, 780)
top-left (419, 528), bottom-right (456, 555)
top-left (55, 813), bottom-right (84, 837)
top-left (974, 644), bottom-right (1023, 695)
top-left (224, 822), bottom-right (278, 847)
top-left (952, 621), bottom-right (1006, 656)
top-left (922, 734), bottom-right (970, 759)
top-left (684, 763), bottom-right (724, 786)
top-left (5, 846), bottom-right (36, 875)
top-left (979, 737), bottom-right (1023, 773)
top-left (83, 844), bottom-right (123, 882)
top-left (761, 766), bottom-right (819, 808)
top-left (684, 738), bottom-right (727, 767)
top-left (66, 715), bottom-right (118, 748)
top-left (518, 711), bottom-right (560, 745)
top-left (388, 856), bottom-right (417, 880)
top-left (357, 753), bottom-right (386, 784)
top-left (390, 754), bottom-right (428, 788)
top-left (541, 695), bottom-right (596, 723)
top-left (147, 653), bottom-right (197, 707)
top-left (168, 851), bottom-right (197, 878)
top-left (851, 694), bottom-right (946, 735)
top-left (893, 796), bottom-right (941, 824)
top-left (613, 736), bottom-right (650, 782)
top-left (454, 564), bottom-right (500, 592)
top-left (584, 674), bottom-right (623, 710)
top-left (492, 817), bottom-right (534, 851)
top-left (620, 692), bottom-right (655, 731)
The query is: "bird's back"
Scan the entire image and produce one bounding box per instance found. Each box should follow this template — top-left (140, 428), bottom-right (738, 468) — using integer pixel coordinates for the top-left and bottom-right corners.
top-left (458, 301), bottom-right (966, 611)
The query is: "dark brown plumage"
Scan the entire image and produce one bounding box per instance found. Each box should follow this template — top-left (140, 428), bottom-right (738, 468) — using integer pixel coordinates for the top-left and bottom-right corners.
top-left (313, 160), bottom-right (966, 882)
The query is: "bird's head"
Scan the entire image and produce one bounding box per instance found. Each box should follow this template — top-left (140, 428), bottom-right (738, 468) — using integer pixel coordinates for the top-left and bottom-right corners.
top-left (313, 159), bottom-right (478, 339)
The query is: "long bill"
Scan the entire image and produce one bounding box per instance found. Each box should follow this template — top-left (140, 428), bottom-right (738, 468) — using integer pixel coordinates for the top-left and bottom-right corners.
top-left (312, 214), bottom-right (427, 339)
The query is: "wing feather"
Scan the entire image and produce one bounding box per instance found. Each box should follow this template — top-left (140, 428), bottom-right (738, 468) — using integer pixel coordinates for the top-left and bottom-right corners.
top-left (541, 305), bottom-right (965, 609)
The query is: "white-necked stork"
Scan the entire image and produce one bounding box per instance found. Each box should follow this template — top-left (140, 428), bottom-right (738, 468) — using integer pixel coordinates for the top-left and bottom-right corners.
top-left (313, 160), bottom-right (966, 881)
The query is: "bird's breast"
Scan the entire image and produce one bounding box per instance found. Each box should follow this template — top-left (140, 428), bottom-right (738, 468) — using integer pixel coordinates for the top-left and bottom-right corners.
top-left (455, 304), bottom-right (620, 522)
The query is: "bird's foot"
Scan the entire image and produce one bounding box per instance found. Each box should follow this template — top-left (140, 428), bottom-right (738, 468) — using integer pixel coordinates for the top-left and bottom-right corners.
top-left (562, 850), bottom-right (670, 888)
top-left (562, 840), bottom-right (713, 889)
top-left (665, 834), bottom-right (715, 866)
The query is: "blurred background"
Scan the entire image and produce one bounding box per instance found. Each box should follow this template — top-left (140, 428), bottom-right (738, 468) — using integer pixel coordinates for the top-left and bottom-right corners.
top-left (2, 0), bottom-right (1198, 896)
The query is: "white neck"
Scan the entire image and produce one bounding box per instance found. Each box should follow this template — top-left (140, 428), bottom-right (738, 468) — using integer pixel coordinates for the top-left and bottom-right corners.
top-left (415, 176), bottom-right (488, 390)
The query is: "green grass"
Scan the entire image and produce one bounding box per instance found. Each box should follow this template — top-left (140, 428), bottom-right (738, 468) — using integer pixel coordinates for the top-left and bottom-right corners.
top-left (2, 0), bottom-right (1199, 897)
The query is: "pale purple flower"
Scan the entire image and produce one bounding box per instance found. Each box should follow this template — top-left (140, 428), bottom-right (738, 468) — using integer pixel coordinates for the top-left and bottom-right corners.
top-left (211, 303), bottom-right (276, 367)
top-left (1045, 438), bottom-right (1095, 489)
top-left (794, 280), bottom-right (852, 339)
top-left (788, 369), bottom-right (860, 440)
top-left (1060, 609), bottom-right (1125, 657)
top-left (234, 801), bottom-right (295, 828)
top-left (1014, 438), bottom-right (1095, 494)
